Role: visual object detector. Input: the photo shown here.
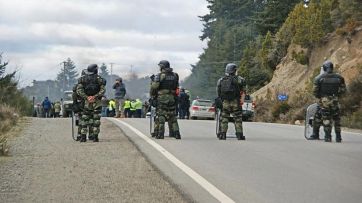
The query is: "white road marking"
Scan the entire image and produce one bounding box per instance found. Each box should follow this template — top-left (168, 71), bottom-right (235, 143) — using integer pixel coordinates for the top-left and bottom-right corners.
top-left (111, 118), bottom-right (235, 203)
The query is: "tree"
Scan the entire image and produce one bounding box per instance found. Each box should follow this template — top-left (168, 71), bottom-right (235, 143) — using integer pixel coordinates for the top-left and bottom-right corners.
top-left (56, 58), bottom-right (79, 91)
top-left (252, 0), bottom-right (300, 35)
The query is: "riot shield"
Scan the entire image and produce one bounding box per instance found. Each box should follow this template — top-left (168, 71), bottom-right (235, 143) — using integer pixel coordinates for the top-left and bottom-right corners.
top-left (149, 106), bottom-right (156, 136)
top-left (71, 111), bottom-right (78, 141)
top-left (304, 103), bottom-right (324, 140)
top-left (215, 109), bottom-right (222, 138)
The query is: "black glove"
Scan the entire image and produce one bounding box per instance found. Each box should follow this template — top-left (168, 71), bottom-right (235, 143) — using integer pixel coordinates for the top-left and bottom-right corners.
top-left (215, 97), bottom-right (223, 109)
top-left (150, 74), bottom-right (155, 82)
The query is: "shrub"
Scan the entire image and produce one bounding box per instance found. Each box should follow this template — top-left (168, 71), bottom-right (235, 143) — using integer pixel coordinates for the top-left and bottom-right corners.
top-left (292, 50), bottom-right (309, 65)
top-left (271, 102), bottom-right (291, 118)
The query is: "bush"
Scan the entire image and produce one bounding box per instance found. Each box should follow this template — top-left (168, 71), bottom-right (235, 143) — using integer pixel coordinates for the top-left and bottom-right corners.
top-left (292, 50), bottom-right (309, 65)
top-left (271, 102), bottom-right (291, 119)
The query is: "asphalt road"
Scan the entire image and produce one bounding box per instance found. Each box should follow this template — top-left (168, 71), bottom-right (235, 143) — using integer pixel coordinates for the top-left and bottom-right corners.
top-left (109, 118), bottom-right (362, 203)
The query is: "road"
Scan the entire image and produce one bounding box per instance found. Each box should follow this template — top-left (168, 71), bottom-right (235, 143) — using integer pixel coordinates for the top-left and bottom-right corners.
top-left (109, 118), bottom-right (362, 203)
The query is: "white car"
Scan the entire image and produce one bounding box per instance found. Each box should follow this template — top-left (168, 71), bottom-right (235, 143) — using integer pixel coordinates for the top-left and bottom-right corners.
top-left (189, 99), bottom-right (215, 120)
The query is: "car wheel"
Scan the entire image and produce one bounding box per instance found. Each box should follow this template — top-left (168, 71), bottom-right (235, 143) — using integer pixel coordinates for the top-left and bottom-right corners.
top-left (191, 116), bottom-right (197, 120)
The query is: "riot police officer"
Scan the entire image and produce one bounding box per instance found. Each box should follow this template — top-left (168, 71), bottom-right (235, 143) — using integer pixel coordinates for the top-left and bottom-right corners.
top-left (76, 64), bottom-right (106, 142)
top-left (216, 63), bottom-right (246, 140)
top-left (150, 60), bottom-right (181, 139)
top-left (311, 60), bottom-right (346, 142)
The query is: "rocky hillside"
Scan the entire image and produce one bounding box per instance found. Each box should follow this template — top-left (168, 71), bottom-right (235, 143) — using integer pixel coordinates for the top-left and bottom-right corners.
top-left (253, 27), bottom-right (362, 100)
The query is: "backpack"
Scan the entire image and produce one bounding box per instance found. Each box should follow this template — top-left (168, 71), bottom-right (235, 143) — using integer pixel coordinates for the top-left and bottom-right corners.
top-left (82, 74), bottom-right (100, 96)
top-left (220, 76), bottom-right (239, 100)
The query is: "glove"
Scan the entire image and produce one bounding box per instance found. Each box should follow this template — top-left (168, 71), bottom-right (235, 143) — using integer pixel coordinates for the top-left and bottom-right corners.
top-left (215, 97), bottom-right (223, 109)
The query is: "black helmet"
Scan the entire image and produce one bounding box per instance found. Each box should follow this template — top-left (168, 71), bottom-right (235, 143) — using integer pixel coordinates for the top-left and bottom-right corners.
top-left (322, 60), bottom-right (333, 73)
top-left (158, 60), bottom-right (170, 70)
top-left (86, 64), bottom-right (98, 75)
top-left (225, 63), bottom-right (237, 75)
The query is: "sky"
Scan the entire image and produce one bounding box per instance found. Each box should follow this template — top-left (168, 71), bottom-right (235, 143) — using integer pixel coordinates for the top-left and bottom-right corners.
top-left (0, 0), bottom-right (209, 87)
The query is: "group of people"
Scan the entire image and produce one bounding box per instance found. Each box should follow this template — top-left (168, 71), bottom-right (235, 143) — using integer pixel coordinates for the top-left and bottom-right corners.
top-left (34, 97), bottom-right (62, 118)
top-left (69, 58), bottom-right (345, 143)
top-left (101, 96), bottom-right (149, 118)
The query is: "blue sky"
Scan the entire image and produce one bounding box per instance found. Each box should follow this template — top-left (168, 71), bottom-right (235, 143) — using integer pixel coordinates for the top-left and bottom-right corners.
top-left (0, 0), bottom-right (208, 86)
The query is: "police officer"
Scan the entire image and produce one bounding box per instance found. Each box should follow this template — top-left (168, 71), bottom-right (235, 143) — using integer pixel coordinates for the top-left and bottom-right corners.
top-left (76, 64), bottom-right (106, 142)
top-left (150, 60), bottom-right (181, 139)
top-left (216, 63), bottom-right (246, 140)
top-left (72, 69), bottom-right (87, 141)
top-left (310, 60), bottom-right (346, 142)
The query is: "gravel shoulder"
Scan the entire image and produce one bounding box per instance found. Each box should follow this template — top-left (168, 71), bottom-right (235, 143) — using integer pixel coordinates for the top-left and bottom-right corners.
top-left (0, 117), bottom-right (188, 203)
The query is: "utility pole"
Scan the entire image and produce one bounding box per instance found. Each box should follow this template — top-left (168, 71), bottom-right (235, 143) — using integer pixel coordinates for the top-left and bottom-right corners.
top-left (110, 62), bottom-right (114, 84)
top-left (62, 61), bottom-right (67, 91)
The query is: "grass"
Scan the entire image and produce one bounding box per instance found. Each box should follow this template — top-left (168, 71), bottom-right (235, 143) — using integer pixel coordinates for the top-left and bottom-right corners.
top-left (0, 104), bottom-right (27, 156)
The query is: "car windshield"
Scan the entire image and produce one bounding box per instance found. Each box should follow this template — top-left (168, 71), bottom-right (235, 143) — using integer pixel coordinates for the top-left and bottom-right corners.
top-left (193, 100), bottom-right (212, 107)
top-left (63, 92), bottom-right (73, 101)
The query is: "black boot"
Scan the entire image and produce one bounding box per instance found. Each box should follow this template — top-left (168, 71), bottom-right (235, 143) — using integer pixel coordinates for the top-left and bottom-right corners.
top-left (336, 133), bottom-right (342, 143)
top-left (80, 135), bottom-right (87, 142)
top-left (93, 134), bottom-right (99, 142)
top-left (219, 133), bottom-right (226, 140)
top-left (174, 131), bottom-right (181, 139)
top-left (169, 131), bottom-right (174, 137)
top-left (76, 135), bottom-right (81, 141)
top-left (156, 132), bottom-right (164, 139)
top-left (88, 135), bottom-right (94, 140)
top-left (308, 130), bottom-right (320, 140)
top-left (151, 130), bottom-right (158, 138)
top-left (236, 133), bottom-right (245, 140)
top-left (324, 134), bottom-right (332, 142)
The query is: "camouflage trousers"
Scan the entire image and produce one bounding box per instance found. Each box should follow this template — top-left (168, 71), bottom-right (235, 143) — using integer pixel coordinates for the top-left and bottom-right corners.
top-left (313, 96), bottom-right (341, 136)
top-left (80, 105), bottom-right (101, 137)
top-left (153, 111), bottom-right (174, 135)
top-left (155, 106), bottom-right (179, 133)
top-left (221, 99), bottom-right (243, 134)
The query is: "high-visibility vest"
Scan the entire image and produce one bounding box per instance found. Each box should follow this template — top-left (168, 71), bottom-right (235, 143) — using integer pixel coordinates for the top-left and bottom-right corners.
top-left (124, 100), bottom-right (131, 109)
top-left (108, 100), bottom-right (116, 111)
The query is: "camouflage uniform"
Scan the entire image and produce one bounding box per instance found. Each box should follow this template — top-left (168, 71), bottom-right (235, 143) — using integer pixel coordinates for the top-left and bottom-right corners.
top-left (216, 63), bottom-right (246, 140)
top-left (312, 61), bottom-right (346, 142)
top-left (150, 60), bottom-right (180, 139)
top-left (76, 65), bottom-right (106, 142)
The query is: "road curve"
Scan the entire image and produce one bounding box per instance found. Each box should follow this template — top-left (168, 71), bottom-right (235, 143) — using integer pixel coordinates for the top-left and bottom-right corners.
top-left (109, 118), bottom-right (362, 203)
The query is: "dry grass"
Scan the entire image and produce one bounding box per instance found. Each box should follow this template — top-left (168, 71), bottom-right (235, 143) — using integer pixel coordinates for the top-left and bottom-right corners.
top-left (0, 104), bottom-right (22, 156)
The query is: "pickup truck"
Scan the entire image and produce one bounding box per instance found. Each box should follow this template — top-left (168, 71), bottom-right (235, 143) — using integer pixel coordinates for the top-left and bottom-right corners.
top-left (62, 90), bottom-right (73, 117)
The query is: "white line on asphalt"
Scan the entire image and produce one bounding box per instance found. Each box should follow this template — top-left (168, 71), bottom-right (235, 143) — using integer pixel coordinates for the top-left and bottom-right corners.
top-left (112, 119), bottom-right (235, 203)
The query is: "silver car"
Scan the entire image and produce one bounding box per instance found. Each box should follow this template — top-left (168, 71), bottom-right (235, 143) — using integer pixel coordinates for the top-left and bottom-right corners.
top-left (189, 99), bottom-right (215, 120)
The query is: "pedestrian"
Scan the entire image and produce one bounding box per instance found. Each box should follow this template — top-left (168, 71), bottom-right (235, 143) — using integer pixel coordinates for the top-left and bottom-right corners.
top-left (150, 60), bottom-right (181, 139)
top-left (76, 64), bottom-right (106, 142)
top-left (113, 78), bottom-right (126, 118)
top-left (130, 99), bottom-right (137, 118)
top-left (216, 63), bottom-right (246, 140)
top-left (101, 96), bottom-right (108, 117)
top-left (178, 88), bottom-right (190, 119)
top-left (309, 60), bottom-right (346, 142)
top-left (107, 99), bottom-right (116, 117)
top-left (123, 98), bottom-right (131, 118)
top-left (135, 99), bottom-right (143, 118)
top-left (54, 101), bottom-right (61, 117)
top-left (42, 96), bottom-right (52, 118)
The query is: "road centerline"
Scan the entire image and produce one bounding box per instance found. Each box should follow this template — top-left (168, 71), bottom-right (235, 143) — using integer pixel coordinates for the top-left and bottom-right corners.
top-left (110, 118), bottom-right (235, 203)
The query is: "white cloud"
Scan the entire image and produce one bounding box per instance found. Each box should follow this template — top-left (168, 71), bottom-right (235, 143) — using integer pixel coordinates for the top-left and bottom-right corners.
top-left (0, 0), bottom-right (208, 87)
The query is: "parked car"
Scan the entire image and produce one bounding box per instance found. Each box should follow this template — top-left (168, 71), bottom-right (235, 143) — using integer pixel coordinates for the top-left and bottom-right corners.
top-left (242, 94), bottom-right (255, 121)
top-left (189, 99), bottom-right (215, 120)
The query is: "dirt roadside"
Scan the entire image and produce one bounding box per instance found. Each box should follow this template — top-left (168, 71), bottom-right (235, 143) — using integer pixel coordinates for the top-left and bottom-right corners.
top-left (0, 117), bottom-right (189, 203)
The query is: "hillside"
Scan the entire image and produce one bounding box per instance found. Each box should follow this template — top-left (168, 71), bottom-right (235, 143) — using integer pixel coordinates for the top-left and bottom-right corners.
top-left (253, 27), bottom-right (362, 100)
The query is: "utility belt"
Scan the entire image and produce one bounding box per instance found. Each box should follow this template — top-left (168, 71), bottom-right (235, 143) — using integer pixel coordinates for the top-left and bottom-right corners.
top-left (158, 89), bottom-right (176, 95)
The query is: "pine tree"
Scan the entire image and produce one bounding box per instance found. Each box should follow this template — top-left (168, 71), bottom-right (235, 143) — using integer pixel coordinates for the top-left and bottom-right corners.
top-left (56, 58), bottom-right (79, 91)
